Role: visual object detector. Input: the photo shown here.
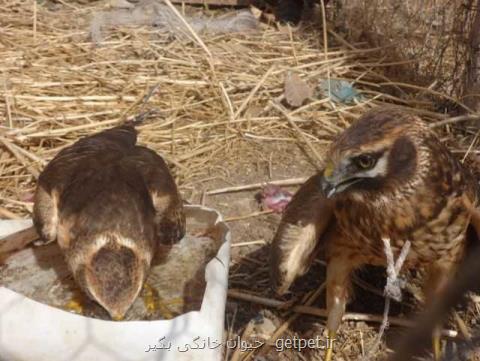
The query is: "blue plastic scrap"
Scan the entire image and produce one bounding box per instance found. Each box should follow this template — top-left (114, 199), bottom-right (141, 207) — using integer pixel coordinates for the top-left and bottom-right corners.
top-left (319, 79), bottom-right (361, 104)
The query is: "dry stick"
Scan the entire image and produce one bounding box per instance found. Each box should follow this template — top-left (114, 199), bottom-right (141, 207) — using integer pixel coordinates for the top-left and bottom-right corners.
top-left (453, 311), bottom-right (472, 340)
top-left (462, 129), bottom-right (479, 162)
top-left (224, 304), bottom-right (238, 361)
top-left (251, 283), bottom-right (327, 359)
top-left (2, 138), bottom-right (46, 166)
top-left (227, 290), bottom-right (458, 338)
top-left (20, 118), bottom-right (122, 138)
top-left (3, 77), bottom-right (13, 128)
top-left (219, 82), bottom-right (235, 122)
top-left (230, 317), bottom-right (256, 361)
top-left (0, 136), bottom-right (39, 179)
top-left (270, 101), bottom-right (323, 169)
top-left (225, 210), bottom-right (274, 222)
top-left (319, 0), bottom-right (330, 92)
top-left (119, 83), bottom-right (160, 122)
top-left (231, 239), bottom-right (266, 248)
top-left (234, 66), bottom-right (275, 119)
top-left (206, 177), bottom-right (307, 195)
top-left (430, 114), bottom-right (480, 128)
top-left (0, 226), bottom-right (39, 255)
top-left (162, 0), bottom-right (213, 60)
top-left (0, 207), bottom-right (21, 220)
top-left (32, 0), bottom-right (37, 41)
top-left (379, 81), bottom-right (473, 113)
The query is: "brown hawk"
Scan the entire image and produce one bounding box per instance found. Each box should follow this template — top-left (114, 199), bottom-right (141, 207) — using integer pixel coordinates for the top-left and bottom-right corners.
top-left (33, 124), bottom-right (185, 320)
top-left (270, 108), bottom-right (480, 360)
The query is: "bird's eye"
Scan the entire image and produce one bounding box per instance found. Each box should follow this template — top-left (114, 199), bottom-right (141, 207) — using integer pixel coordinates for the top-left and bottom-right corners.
top-left (355, 154), bottom-right (376, 169)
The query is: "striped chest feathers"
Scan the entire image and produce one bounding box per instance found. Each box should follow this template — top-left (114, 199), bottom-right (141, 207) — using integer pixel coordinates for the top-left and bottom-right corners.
top-left (333, 186), bottom-right (471, 265)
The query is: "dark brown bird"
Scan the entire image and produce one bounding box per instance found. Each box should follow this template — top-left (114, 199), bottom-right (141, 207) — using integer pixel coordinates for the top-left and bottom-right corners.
top-left (270, 108), bottom-right (480, 360)
top-left (33, 125), bottom-right (185, 320)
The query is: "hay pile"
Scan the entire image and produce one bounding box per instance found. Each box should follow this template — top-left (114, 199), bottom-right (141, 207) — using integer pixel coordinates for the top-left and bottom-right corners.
top-left (1, 0), bottom-right (473, 216)
top-left (335, 0), bottom-right (476, 103)
top-left (1, 0), bottom-right (479, 360)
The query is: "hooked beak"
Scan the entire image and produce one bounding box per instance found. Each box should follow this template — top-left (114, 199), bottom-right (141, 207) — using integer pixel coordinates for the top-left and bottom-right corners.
top-left (320, 177), bottom-right (337, 198)
top-left (320, 162), bottom-right (362, 198)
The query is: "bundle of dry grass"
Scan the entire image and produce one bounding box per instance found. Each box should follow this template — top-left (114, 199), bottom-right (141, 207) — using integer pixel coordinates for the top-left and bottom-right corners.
top-left (335, 0), bottom-right (476, 103)
top-left (1, 0), bottom-right (473, 216)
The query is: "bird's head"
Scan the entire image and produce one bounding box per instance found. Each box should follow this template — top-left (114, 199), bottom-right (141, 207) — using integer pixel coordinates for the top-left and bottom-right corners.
top-left (321, 109), bottom-right (426, 199)
top-left (68, 234), bottom-right (152, 320)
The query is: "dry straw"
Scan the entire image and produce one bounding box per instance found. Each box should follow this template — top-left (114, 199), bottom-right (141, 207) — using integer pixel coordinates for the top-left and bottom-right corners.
top-left (1, 0), bottom-right (474, 218)
top-left (1, 3), bottom-right (479, 358)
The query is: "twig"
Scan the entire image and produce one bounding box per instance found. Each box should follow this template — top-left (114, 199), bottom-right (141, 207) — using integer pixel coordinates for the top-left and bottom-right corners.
top-left (162, 0), bottom-right (213, 60)
top-left (234, 66), bottom-right (275, 119)
top-left (206, 177), bottom-right (307, 195)
top-left (225, 210), bottom-right (273, 222)
top-left (270, 101), bottom-right (323, 169)
top-left (0, 226), bottom-right (39, 255)
top-left (430, 114), bottom-right (480, 128)
top-left (461, 129), bottom-right (479, 162)
top-left (254, 283), bottom-right (327, 358)
top-left (3, 76), bottom-right (13, 128)
top-left (231, 239), bottom-right (266, 247)
top-left (319, 0), bottom-right (330, 96)
top-left (230, 319), bottom-right (255, 361)
top-left (0, 207), bottom-right (21, 220)
top-left (0, 136), bottom-right (39, 179)
top-left (33, 0), bottom-right (37, 41)
top-left (227, 289), bottom-right (458, 338)
top-left (453, 311), bottom-right (471, 340)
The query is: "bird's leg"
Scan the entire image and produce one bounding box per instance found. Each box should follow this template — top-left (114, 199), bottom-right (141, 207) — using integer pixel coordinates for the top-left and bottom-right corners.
top-left (425, 261), bottom-right (455, 361)
top-left (324, 255), bottom-right (357, 361)
top-left (142, 283), bottom-right (183, 320)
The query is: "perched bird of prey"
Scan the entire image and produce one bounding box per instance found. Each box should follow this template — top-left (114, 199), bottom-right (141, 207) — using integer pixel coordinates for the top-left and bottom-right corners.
top-left (33, 125), bottom-right (185, 320)
top-left (270, 108), bottom-right (480, 360)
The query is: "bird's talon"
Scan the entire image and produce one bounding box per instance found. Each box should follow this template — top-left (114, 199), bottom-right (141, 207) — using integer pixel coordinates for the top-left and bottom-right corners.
top-left (432, 332), bottom-right (442, 361)
top-left (324, 330), bottom-right (336, 361)
top-left (63, 293), bottom-right (85, 315)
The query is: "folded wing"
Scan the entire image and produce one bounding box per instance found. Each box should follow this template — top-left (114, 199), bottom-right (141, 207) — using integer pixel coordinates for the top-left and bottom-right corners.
top-left (270, 173), bottom-right (335, 295)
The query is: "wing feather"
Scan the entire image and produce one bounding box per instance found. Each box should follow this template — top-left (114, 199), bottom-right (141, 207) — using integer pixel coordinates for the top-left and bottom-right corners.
top-left (270, 172), bottom-right (335, 295)
top-left (126, 146), bottom-right (186, 245)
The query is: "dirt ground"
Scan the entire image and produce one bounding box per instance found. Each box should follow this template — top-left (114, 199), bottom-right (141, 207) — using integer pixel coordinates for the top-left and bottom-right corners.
top-left (185, 139), bottom-right (480, 361)
top-left (1, 0), bottom-right (480, 360)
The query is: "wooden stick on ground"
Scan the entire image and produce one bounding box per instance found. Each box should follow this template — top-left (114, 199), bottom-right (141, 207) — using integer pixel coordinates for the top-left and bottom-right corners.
top-left (206, 177), bottom-right (307, 195)
top-left (248, 283), bottom-right (327, 359)
top-left (0, 226), bottom-right (39, 255)
top-left (0, 207), bottom-right (22, 220)
top-left (225, 210), bottom-right (273, 222)
top-left (0, 136), bottom-right (40, 179)
top-left (270, 101), bottom-right (324, 169)
top-left (227, 289), bottom-right (458, 338)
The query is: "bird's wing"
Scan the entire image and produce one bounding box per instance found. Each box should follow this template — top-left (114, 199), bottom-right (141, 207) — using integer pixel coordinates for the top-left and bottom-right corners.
top-left (33, 125), bottom-right (138, 244)
top-left (270, 172), bottom-right (335, 295)
top-left (127, 146), bottom-right (186, 245)
top-left (466, 183), bottom-right (480, 241)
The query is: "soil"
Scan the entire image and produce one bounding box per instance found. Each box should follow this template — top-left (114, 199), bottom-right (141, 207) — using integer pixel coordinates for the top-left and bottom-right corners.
top-left (182, 139), bottom-right (480, 361)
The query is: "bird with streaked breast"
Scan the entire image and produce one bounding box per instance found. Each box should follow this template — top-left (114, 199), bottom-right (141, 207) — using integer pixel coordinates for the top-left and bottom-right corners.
top-left (270, 108), bottom-right (480, 360)
top-left (33, 124), bottom-right (185, 320)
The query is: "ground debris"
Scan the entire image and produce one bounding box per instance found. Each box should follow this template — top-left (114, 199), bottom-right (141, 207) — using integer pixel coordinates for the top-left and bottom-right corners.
top-left (90, 0), bottom-right (259, 43)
